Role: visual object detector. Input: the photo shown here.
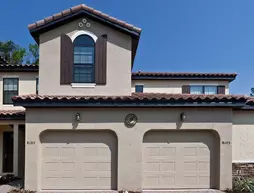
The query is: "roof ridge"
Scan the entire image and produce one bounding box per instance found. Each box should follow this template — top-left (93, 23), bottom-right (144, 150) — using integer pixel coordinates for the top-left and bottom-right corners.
top-left (28, 4), bottom-right (141, 33)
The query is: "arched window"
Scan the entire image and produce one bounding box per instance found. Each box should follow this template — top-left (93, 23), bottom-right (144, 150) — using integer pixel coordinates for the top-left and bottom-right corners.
top-left (73, 35), bottom-right (95, 83)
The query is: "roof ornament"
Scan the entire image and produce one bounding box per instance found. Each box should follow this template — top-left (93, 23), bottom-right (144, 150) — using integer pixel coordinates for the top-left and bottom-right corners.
top-left (78, 18), bottom-right (91, 28)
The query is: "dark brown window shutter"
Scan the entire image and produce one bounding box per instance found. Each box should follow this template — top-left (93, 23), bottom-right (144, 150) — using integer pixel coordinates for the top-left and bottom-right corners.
top-left (60, 34), bottom-right (73, 85)
top-left (182, 85), bottom-right (190, 94)
top-left (217, 85), bottom-right (226, 94)
top-left (95, 34), bottom-right (107, 85)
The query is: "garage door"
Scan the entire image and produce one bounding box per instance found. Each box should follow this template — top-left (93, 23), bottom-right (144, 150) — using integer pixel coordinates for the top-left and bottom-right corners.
top-left (143, 130), bottom-right (217, 189)
top-left (40, 130), bottom-right (117, 190)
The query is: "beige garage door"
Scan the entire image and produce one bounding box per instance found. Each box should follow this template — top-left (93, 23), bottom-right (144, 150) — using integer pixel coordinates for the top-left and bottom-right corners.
top-left (40, 130), bottom-right (117, 190)
top-left (143, 130), bottom-right (217, 189)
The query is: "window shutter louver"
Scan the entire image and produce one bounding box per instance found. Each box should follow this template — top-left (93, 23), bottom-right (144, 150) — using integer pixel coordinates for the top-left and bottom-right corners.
top-left (95, 34), bottom-right (107, 85)
top-left (217, 85), bottom-right (226, 94)
top-left (60, 34), bottom-right (73, 85)
top-left (182, 85), bottom-right (190, 94)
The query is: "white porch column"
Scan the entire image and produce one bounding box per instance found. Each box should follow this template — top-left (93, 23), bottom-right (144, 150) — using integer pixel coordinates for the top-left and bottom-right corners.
top-left (13, 124), bottom-right (19, 176)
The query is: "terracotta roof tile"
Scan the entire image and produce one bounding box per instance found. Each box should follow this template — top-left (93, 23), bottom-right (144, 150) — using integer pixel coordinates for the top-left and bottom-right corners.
top-left (62, 9), bottom-right (71, 16)
top-left (28, 4), bottom-right (141, 34)
top-left (70, 5), bottom-right (82, 13)
top-left (0, 110), bottom-right (25, 116)
top-left (36, 19), bottom-right (45, 27)
top-left (12, 93), bottom-right (247, 103)
top-left (53, 12), bottom-right (63, 20)
top-left (44, 16), bottom-right (54, 23)
top-left (246, 97), bottom-right (254, 105)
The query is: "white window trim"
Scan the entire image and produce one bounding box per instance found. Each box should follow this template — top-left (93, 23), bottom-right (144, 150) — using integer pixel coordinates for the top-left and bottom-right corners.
top-left (71, 83), bottom-right (96, 88)
top-left (189, 84), bottom-right (219, 86)
top-left (2, 104), bottom-right (14, 107)
top-left (135, 84), bottom-right (144, 92)
top-left (71, 30), bottom-right (98, 42)
top-left (2, 75), bottom-right (19, 78)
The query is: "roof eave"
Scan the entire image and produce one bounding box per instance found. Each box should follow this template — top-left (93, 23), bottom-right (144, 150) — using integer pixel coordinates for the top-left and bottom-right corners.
top-left (131, 76), bottom-right (236, 82)
top-left (0, 115), bottom-right (25, 120)
top-left (0, 65), bottom-right (39, 72)
top-left (13, 100), bottom-right (246, 108)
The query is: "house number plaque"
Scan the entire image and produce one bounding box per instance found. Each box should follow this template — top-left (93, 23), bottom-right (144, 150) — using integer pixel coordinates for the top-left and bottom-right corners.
top-left (27, 141), bottom-right (35, 145)
top-left (222, 141), bottom-right (231, 145)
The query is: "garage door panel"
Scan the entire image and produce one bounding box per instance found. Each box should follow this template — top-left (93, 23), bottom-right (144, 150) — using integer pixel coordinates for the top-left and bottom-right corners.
top-left (41, 131), bottom-right (117, 190)
top-left (144, 174), bottom-right (176, 189)
top-left (143, 131), bottom-right (215, 189)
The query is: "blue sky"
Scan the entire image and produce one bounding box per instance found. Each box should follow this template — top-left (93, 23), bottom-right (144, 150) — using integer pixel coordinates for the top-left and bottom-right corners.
top-left (0, 0), bottom-right (253, 94)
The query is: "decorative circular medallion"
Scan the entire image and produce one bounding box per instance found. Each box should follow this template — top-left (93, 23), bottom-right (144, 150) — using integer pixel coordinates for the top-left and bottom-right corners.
top-left (78, 22), bottom-right (84, 28)
top-left (125, 114), bottom-right (138, 127)
top-left (86, 23), bottom-right (91, 28)
top-left (82, 18), bottom-right (87, 24)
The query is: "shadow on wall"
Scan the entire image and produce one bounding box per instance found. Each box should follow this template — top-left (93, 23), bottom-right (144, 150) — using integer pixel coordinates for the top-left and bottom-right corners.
top-left (233, 111), bottom-right (254, 125)
top-left (26, 108), bottom-right (232, 124)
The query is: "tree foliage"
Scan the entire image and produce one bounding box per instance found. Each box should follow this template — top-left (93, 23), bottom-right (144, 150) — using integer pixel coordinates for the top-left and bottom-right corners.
top-left (28, 43), bottom-right (39, 65)
top-left (251, 88), bottom-right (254, 96)
top-left (0, 40), bottom-right (39, 65)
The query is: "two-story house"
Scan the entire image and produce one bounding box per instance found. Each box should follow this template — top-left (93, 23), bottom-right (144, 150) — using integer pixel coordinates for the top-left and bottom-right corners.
top-left (0, 4), bottom-right (254, 192)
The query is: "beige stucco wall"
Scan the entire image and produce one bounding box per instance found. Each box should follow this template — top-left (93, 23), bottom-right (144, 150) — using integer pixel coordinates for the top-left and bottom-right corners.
top-left (39, 18), bottom-right (132, 96)
top-left (132, 80), bottom-right (230, 94)
top-left (0, 72), bottom-right (37, 110)
top-left (25, 107), bottom-right (232, 191)
top-left (232, 110), bottom-right (254, 162)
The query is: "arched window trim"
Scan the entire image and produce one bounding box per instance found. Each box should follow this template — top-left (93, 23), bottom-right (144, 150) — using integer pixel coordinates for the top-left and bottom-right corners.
top-left (71, 30), bottom-right (98, 42)
top-left (72, 34), bottom-right (96, 85)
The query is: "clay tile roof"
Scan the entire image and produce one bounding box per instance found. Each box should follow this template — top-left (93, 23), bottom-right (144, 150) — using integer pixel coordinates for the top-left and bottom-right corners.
top-left (28, 4), bottom-right (141, 34)
top-left (0, 110), bottom-right (25, 120)
top-left (132, 72), bottom-right (237, 81)
top-left (0, 110), bottom-right (25, 116)
top-left (246, 97), bottom-right (254, 105)
top-left (12, 93), bottom-right (247, 107)
top-left (0, 64), bottom-right (38, 72)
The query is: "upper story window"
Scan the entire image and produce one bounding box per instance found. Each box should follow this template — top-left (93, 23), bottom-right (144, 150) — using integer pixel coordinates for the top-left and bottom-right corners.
top-left (190, 85), bottom-right (217, 94)
top-left (60, 32), bottom-right (107, 85)
top-left (183, 85), bottom-right (225, 94)
top-left (3, 78), bottom-right (18, 104)
top-left (73, 35), bottom-right (95, 83)
top-left (135, 85), bottom-right (144, 93)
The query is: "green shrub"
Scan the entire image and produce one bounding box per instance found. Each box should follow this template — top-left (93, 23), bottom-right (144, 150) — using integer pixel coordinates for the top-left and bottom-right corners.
top-left (228, 176), bottom-right (254, 193)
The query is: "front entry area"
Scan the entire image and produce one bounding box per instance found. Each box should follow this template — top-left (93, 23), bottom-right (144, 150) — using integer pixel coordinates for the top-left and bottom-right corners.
top-left (2, 131), bottom-right (13, 173)
top-left (143, 130), bottom-right (219, 189)
top-left (0, 124), bottom-right (25, 177)
top-left (40, 130), bottom-right (117, 190)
